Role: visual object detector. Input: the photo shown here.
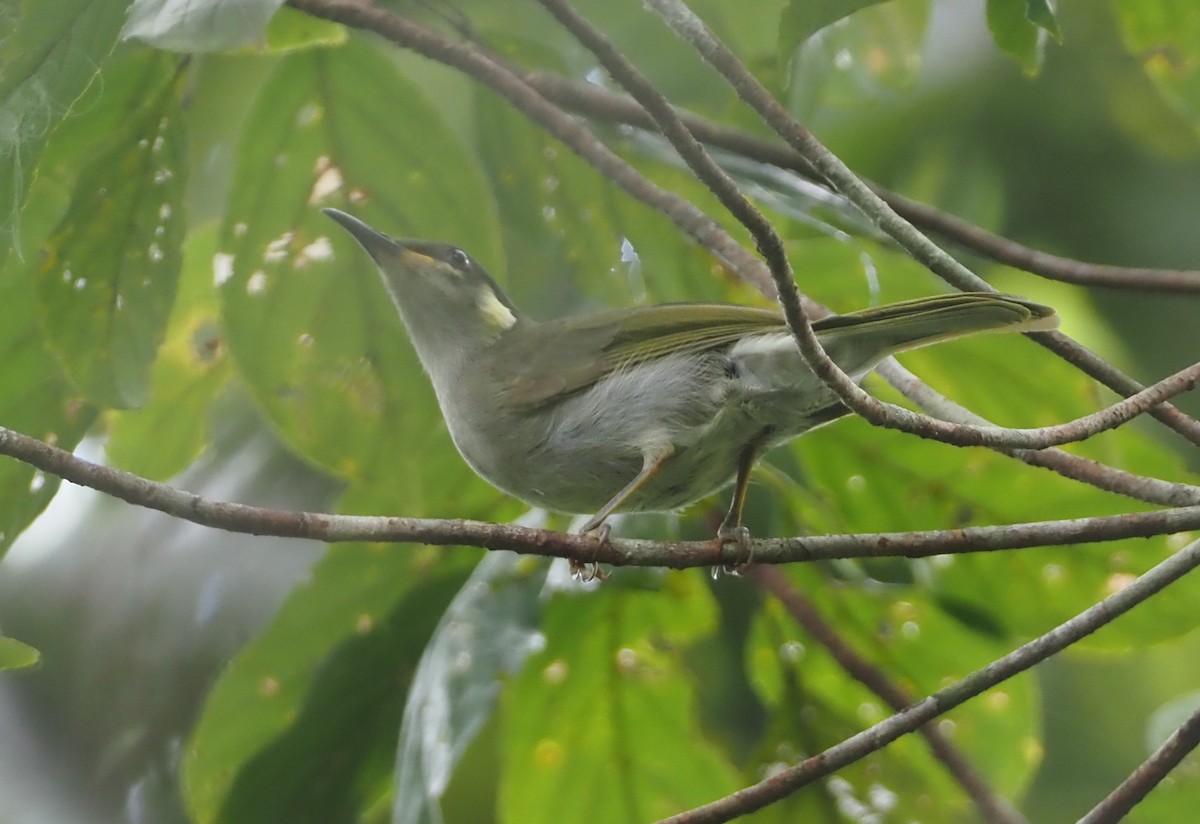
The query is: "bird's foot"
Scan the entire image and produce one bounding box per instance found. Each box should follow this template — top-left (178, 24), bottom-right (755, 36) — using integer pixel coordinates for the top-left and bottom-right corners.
top-left (714, 524), bottom-right (753, 577)
top-left (570, 521), bottom-right (610, 582)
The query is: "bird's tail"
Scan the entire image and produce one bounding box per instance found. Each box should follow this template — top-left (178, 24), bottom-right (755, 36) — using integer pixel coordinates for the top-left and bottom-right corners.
top-left (814, 292), bottom-right (1058, 362)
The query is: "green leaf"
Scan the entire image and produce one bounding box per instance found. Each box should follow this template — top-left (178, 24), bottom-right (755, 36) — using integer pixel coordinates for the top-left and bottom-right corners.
top-left (216, 40), bottom-right (505, 510)
top-left (35, 56), bottom-right (188, 409)
top-left (1113, 0), bottom-right (1200, 133)
top-left (183, 545), bottom-right (475, 824)
top-left (1025, 0), bottom-right (1062, 41)
top-left (778, 0), bottom-right (886, 56)
top-left (263, 6), bottom-right (347, 53)
top-left (0, 0), bottom-right (127, 231)
top-left (394, 552), bottom-right (550, 824)
top-left (782, 0), bottom-right (931, 122)
top-left (122, 0), bottom-right (286, 52)
top-left (0, 165), bottom-right (95, 558)
top-left (986, 0), bottom-right (1047, 75)
top-left (499, 573), bottom-right (740, 823)
top-left (746, 585), bottom-right (1040, 818)
top-left (105, 226), bottom-right (230, 480)
top-left (0, 634), bottom-right (40, 670)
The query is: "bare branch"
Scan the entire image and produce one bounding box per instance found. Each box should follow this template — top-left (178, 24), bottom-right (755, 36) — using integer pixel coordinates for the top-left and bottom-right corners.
top-left (661, 536), bottom-right (1200, 823)
top-left (1, 425), bottom-right (1197, 567)
top-left (876, 360), bottom-right (1200, 508)
top-left (750, 565), bottom-right (1028, 824)
top-left (1078, 704), bottom-right (1200, 823)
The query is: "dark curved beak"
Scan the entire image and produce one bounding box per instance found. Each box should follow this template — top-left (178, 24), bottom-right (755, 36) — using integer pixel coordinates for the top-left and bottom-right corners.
top-left (322, 208), bottom-right (403, 262)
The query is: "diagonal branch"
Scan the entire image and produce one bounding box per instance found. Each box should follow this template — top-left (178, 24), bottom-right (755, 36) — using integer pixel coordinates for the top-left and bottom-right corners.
top-left (661, 536), bottom-right (1200, 823)
top-left (1078, 703), bottom-right (1200, 823)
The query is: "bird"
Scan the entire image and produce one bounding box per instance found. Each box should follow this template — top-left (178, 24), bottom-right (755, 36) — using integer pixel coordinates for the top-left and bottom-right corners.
top-left (324, 208), bottom-right (1058, 570)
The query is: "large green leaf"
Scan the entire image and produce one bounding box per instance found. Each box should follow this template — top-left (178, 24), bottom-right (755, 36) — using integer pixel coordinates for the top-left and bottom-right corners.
top-left (498, 572), bottom-right (741, 823)
top-left (0, 0), bottom-right (127, 230)
top-left (0, 166), bottom-right (95, 557)
top-left (35, 55), bottom-right (188, 409)
top-left (183, 545), bottom-right (475, 824)
top-left (394, 552), bottom-right (550, 824)
top-left (104, 225), bottom-right (231, 480)
top-left (216, 39), bottom-right (504, 508)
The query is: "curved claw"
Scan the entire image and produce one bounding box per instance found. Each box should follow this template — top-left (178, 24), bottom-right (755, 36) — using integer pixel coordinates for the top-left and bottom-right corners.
top-left (570, 522), bottom-right (610, 582)
top-left (715, 524), bottom-right (753, 577)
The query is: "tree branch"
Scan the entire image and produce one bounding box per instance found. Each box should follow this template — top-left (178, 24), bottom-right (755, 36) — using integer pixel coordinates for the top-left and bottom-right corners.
top-left (661, 536), bottom-right (1200, 823)
top-left (876, 360), bottom-right (1200, 508)
top-left (1078, 703), bottom-right (1200, 823)
top-left (2, 425), bottom-right (1197, 567)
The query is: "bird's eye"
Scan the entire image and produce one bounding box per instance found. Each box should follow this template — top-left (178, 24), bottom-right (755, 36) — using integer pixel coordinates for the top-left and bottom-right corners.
top-left (446, 248), bottom-right (471, 270)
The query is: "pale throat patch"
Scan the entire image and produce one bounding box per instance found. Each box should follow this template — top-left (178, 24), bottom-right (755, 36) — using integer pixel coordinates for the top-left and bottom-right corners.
top-left (478, 287), bottom-right (518, 331)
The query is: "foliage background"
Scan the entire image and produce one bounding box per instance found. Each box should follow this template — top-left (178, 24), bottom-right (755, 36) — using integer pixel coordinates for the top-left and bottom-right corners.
top-left (1, 0), bottom-right (1200, 822)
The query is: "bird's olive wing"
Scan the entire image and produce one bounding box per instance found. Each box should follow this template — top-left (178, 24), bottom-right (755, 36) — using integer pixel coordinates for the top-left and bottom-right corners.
top-left (493, 303), bottom-right (787, 411)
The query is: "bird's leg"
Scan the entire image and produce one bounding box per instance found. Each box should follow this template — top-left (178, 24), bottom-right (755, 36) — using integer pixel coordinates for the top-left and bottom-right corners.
top-left (572, 445), bottom-right (674, 580)
top-left (717, 429), bottom-right (772, 573)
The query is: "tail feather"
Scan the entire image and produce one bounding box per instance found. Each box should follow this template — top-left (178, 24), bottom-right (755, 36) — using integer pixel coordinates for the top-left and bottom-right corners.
top-left (814, 293), bottom-right (1058, 360)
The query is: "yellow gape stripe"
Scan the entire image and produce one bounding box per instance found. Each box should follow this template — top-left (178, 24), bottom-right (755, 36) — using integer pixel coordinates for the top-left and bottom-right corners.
top-left (479, 288), bottom-right (518, 331)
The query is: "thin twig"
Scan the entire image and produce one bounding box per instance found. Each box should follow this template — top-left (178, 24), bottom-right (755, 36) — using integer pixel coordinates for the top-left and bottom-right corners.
top-left (643, 0), bottom-right (1200, 448)
top-left (523, 72), bottom-right (1200, 293)
top-left (660, 536), bottom-right (1200, 823)
top-left (876, 360), bottom-right (1200, 508)
top-left (750, 565), bottom-right (1028, 824)
top-left (1078, 704), bottom-right (1200, 823)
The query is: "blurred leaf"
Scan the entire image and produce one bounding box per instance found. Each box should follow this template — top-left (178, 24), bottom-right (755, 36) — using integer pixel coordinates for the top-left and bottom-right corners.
top-left (786, 0), bottom-right (930, 121)
top-left (778, 0), bottom-right (886, 57)
top-left (264, 6), bottom-right (347, 53)
top-left (122, 0), bottom-right (285, 52)
top-left (105, 225), bottom-right (231, 480)
top-left (35, 55), bottom-right (188, 409)
top-left (1113, 0), bottom-right (1200, 132)
top-left (1147, 690), bottom-right (1200, 752)
top-left (1025, 0), bottom-right (1062, 41)
top-left (0, 0), bottom-right (126, 231)
top-left (183, 544), bottom-right (476, 824)
top-left (216, 39), bottom-right (504, 512)
top-left (498, 572), bottom-right (740, 823)
top-left (0, 164), bottom-right (95, 558)
top-left (746, 586), bottom-right (1040, 819)
top-left (986, 0), bottom-right (1047, 75)
top-left (394, 552), bottom-right (550, 824)
top-left (0, 634), bottom-right (40, 670)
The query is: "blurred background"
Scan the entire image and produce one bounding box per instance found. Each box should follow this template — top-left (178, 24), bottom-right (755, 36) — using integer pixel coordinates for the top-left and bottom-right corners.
top-left (2, 0), bottom-right (1199, 821)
